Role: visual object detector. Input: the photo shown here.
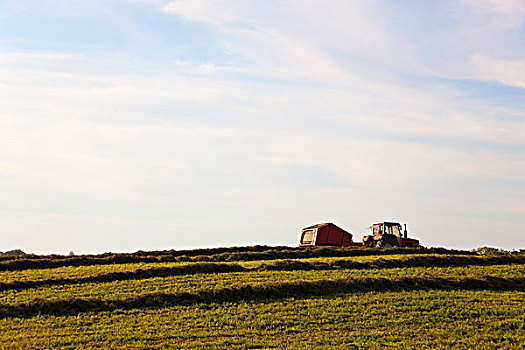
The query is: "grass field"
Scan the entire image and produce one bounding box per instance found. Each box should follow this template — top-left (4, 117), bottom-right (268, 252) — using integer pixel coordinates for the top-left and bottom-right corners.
top-left (0, 247), bottom-right (523, 349)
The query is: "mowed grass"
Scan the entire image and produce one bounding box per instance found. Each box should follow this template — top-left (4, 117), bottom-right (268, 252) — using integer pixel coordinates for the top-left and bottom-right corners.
top-left (0, 248), bottom-right (524, 349)
top-left (0, 254), bottom-right (433, 283)
top-left (1, 264), bottom-right (524, 304)
top-left (1, 290), bottom-right (523, 349)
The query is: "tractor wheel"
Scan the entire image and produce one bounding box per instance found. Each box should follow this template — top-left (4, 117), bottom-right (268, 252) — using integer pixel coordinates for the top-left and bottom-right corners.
top-left (378, 236), bottom-right (399, 248)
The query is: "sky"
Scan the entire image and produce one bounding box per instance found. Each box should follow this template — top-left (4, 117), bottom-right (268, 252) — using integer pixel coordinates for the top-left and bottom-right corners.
top-left (0, 0), bottom-right (524, 254)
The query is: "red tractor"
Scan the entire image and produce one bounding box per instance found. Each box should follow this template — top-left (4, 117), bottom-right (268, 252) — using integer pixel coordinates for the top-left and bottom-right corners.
top-left (362, 222), bottom-right (420, 248)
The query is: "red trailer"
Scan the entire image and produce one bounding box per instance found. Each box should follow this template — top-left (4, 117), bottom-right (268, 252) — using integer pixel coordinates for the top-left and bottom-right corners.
top-left (299, 223), bottom-right (362, 247)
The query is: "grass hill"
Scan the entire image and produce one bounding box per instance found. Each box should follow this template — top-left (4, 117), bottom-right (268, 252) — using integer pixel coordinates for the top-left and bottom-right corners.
top-left (0, 246), bottom-right (523, 349)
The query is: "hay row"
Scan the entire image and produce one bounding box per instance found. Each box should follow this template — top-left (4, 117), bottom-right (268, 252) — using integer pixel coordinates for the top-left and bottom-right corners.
top-left (1, 275), bottom-right (523, 319)
top-left (0, 246), bottom-right (472, 272)
top-left (2, 254), bottom-right (524, 292)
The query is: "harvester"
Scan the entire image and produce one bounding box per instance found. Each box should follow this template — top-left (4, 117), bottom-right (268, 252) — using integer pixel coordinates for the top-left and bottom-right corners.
top-left (299, 221), bottom-right (421, 248)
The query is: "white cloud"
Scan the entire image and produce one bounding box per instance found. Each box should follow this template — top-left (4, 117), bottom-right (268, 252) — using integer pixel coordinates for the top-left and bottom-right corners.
top-left (0, 48), bottom-right (83, 62)
top-left (463, 0), bottom-right (525, 14)
top-left (163, 0), bottom-right (245, 26)
top-left (158, 0), bottom-right (525, 92)
top-left (0, 1), bottom-right (524, 252)
top-left (470, 54), bottom-right (525, 88)
top-left (460, 0), bottom-right (525, 29)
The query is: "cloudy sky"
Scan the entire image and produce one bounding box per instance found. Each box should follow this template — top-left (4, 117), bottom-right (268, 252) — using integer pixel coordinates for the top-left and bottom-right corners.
top-left (1, 0), bottom-right (524, 254)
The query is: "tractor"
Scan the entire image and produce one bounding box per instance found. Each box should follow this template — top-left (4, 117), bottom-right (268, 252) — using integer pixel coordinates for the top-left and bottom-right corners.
top-left (362, 222), bottom-right (420, 247)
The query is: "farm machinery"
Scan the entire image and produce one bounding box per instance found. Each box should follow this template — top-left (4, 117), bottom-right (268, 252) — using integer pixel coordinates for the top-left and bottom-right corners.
top-left (299, 221), bottom-right (421, 248)
top-left (361, 222), bottom-right (420, 247)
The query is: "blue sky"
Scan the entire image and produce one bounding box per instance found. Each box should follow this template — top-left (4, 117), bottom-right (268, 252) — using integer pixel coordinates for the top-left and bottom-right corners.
top-left (0, 0), bottom-right (524, 254)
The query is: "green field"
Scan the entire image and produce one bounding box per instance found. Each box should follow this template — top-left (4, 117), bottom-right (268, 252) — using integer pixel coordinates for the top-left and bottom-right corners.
top-left (0, 247), bottom-right (524, 349)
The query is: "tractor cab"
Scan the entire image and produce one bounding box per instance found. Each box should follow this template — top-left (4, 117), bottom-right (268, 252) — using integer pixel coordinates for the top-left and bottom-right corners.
top-left (362, 222), bottom-right (419, 248)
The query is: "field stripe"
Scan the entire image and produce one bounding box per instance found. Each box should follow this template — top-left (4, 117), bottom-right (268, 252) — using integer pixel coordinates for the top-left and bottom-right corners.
top-left (0, 263), bottom-right (248, 291)
top-left (0, 245), bottom-right (292, 262)
top-left (0, 247), bottom-right (473, 272)
top-left (0, 275), bottom-right (524, 319)
top-left (2, 255), bottom-right (524, 293)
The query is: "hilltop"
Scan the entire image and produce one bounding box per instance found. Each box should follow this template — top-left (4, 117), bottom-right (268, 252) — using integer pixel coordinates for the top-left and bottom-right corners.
top-left (0, 245), bottom-right (523, 349)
